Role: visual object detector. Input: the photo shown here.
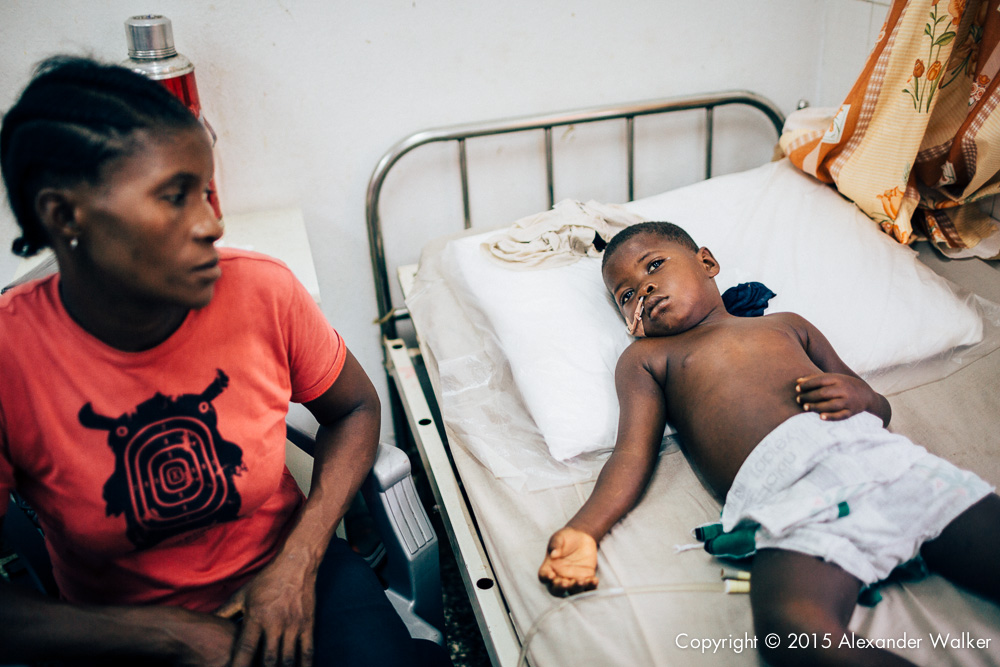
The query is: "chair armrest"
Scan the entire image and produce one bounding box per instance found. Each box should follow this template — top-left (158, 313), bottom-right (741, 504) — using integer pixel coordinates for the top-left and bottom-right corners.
top-left (285, 426), bottom-right (444, 641)
top-left (361, 443), bottom-right (444, 635)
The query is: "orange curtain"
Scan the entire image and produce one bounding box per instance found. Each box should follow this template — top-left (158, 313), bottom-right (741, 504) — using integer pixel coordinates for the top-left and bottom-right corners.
top-left (782, 0), bottom-right (1000, 259)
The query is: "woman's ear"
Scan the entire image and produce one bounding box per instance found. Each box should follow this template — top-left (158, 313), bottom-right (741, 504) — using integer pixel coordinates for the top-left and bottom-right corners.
top-left (35, 188), bottom-right (79, 247)
top-left (697, 247), bottom-right (720, 278)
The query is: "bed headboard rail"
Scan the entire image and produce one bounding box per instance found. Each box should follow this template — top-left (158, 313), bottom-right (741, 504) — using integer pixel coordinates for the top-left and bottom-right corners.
top-left (367, 90), bottom-right (785, 337)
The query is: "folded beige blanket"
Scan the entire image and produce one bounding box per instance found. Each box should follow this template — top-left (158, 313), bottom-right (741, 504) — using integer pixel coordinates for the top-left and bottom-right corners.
top-left (482, 199), bottom-right (645, 269)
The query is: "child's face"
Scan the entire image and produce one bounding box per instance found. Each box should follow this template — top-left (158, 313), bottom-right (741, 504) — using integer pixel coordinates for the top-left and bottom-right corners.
top-left (69, 126), bottom-right (222, 309)
top-left (602, 233), bottom-right (720, 337)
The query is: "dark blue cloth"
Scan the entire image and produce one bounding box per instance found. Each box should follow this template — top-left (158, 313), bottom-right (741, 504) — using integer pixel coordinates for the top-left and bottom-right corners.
top-left (314, 537), bottom-right (452, 666)
top-left (722, 282), bottom-right (776, 317)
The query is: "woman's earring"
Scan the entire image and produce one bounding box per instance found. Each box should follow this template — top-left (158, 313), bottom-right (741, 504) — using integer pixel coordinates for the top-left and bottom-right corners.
top-left (66, 220), bottom-right (81, 250)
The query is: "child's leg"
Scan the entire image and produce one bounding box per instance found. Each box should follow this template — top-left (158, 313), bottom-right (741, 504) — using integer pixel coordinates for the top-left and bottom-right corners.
top-left (920, 493), bottom-right (1000, 602)
top-left (750, 548), bottom-right (915, 667)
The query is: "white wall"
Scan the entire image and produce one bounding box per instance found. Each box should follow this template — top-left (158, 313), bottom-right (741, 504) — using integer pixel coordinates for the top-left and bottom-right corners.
top-left (819, 0), bottom-right (893, 107)
top-left (0, 0), bottom-right (887, 441)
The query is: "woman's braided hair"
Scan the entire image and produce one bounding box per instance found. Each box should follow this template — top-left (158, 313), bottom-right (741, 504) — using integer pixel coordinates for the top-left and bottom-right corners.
top-left (0, 56), bottom-right (200, 257)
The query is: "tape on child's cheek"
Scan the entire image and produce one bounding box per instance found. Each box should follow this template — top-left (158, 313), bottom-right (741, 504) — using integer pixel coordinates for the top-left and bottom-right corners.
top-left (627, 296), bottom-right (646, 337)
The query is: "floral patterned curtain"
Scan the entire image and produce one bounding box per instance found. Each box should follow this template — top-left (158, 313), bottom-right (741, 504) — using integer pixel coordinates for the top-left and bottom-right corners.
top-left (782, 0), bottom-right (1000, 259)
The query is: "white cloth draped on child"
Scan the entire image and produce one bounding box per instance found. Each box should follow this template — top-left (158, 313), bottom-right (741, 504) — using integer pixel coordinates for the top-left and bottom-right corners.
top-left (482, 199), bottom-right (645, 269)
top-left (720, 411), bottom-right (993, 585)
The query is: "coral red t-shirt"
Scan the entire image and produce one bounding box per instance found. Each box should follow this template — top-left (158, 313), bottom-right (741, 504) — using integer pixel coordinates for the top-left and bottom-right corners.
top-left (0, 249), bottom-right (345, 612)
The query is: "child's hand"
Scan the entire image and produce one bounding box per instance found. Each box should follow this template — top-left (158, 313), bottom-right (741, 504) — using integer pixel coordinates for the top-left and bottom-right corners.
top-left (795, 373), bottom-right (877, 421)
top-left (538, 527), bottom-right (599, 597)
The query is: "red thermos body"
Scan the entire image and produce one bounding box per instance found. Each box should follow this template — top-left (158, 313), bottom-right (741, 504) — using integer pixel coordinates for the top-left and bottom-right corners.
top-left (123, 15), bottom-right (223, 219)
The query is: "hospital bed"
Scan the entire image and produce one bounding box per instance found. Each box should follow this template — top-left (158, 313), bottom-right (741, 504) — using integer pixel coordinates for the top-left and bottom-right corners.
top-left (366, 91), bottom-right (1000, 666)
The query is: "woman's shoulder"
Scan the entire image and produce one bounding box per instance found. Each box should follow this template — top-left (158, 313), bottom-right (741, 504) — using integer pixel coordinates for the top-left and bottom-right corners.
top-left (218, 247), bottom-right (294, 274)
top-left (0, 273), bottom-right (60, 322)
top-left (0, 276), bottom-right (62, 377)
top-left (216, 248), bottom-right (298, 292)
top-left (211, 248), bottom-right (313, 322)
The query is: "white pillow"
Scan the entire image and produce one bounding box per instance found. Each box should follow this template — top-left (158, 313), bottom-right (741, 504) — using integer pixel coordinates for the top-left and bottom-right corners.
top-left (442, 160), bottom-right (984, 461)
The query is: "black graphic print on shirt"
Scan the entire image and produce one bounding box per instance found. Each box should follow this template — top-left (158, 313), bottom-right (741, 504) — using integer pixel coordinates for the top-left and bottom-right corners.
top-left (78, 369), bottom-right (244, 550)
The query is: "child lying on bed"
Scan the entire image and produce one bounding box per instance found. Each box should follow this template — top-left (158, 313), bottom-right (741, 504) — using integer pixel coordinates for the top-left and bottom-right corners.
top-left (537, 221), bottom-right (1000, 666)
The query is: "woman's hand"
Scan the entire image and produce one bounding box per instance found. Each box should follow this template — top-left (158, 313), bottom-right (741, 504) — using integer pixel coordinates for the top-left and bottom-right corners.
top-left (145, 606), bottom-right (238, 667)
top-left (216, 349), bottom-right (381, 667)
top-left (538, 527), bottom-right (599, 597)
top-left (215, 553), bottom-right (318, 667)
top-left (795, 373), bottom-right (888, 424)
top-left (0, 578), bottom-right (237, 667)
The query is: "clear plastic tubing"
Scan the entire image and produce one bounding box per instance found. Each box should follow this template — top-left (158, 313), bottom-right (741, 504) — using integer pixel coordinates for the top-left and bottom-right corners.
top-left (518, 582), bottom-right (725, 667)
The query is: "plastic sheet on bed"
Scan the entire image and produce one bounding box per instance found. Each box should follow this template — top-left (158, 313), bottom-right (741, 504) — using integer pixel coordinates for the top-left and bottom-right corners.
top-left (406, 163), bottom-right (1000, 490)
top-left (407, 229), bottom-right (679, 491)
top-left (408, 224), bottom-right (1000, 491)
top-left (865, 293), bottom-right (1000, 395)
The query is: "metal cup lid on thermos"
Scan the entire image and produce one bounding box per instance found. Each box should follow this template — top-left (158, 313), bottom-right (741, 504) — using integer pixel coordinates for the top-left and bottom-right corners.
top-left (123, 15), bottom-right (193, 80)
top-left (125, 15), bottom-right (180, 59)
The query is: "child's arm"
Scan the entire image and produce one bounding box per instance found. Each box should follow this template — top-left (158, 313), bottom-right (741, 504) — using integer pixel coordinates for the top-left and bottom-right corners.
top-left (538, 343), bottom-right (667, 596)
top-left (787, 313), bottom-right (891, 426)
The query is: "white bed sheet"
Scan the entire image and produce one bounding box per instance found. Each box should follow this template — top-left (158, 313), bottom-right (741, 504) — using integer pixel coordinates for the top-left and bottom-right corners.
top-left (407, 240), bottom-right (1000, 666)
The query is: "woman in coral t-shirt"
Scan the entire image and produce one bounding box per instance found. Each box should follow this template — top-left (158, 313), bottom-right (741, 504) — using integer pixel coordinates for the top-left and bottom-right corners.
top-left (0, 57), bottom-right (449, 667)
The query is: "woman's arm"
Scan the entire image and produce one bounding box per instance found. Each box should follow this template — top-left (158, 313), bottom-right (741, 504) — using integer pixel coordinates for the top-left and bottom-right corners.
top-left (0, 545), bottom-right (236, 666)
top-left (221, 348), bottom-right (380, 667)
top-left (538, 344), bottom-right (666, 595)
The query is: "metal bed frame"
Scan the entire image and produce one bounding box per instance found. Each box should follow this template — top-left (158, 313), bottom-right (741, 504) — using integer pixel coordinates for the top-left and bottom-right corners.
top-left (364, 91), bottom-right (785, 666)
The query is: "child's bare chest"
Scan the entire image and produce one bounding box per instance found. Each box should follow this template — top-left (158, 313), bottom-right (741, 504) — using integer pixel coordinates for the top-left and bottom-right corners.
top-left (665, 319), bottom-right (806, 383)
top-left (656, 321), bottom-right (819, 494)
